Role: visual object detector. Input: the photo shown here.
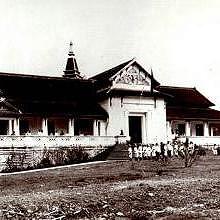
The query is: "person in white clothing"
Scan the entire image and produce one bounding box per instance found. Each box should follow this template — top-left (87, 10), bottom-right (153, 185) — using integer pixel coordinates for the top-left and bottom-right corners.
top-left (138, 145), bottom-right (143, 160)
top-left (134, 145), bottom-right (138, 160)
top-left (151, 144), bottom-right (156, 158)
top-left (128, 145), bottom-right (133, 160)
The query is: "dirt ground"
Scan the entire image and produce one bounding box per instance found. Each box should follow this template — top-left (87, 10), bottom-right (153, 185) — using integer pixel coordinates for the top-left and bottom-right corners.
top-left (1, 155), bottom-right (220, 219)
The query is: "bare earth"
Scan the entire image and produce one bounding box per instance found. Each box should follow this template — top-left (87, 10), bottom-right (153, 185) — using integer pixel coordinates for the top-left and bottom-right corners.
top-left (1, 155), bottom-right (220, 219)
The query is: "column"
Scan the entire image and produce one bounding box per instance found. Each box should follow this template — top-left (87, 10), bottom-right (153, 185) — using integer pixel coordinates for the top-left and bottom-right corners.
top-left (211, 127), bottom-right (214, 136)
top-left (68, 118), bottom-right (74, 136)
top-left (204, 121), bottom-right (209, 136)
top-left (124, 111), bottom-right (129, 138)
top-left (93, 120), bottom-right (98, 136)
top-left (185, 121), bottom-right (191, 137)
top-left (14, 118), bottom-right (20, 135)
top-left (166, 121), bottom-right (172, 141)
top-left (142, 114), bottom-right (147, 144)
top-left (8, 120), bottom-right (13, 135)
top-left (147, 111), bottom-right (153, 143)
top-left (42, 118), bottom-right (48, 135)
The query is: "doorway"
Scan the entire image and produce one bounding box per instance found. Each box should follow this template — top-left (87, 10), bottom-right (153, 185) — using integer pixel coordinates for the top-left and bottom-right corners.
top-left (129, 116), bottom-right (142, 143)
top-left (48, 121), bottom-right (55, 135)
top-left (0, 120), bottom-right (8, 135)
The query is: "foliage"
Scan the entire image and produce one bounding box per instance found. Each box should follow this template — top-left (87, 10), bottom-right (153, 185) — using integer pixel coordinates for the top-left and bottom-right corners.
top-left (2, 149), bottom-right (27, 172)
top-left (2, 146), bottom-right (90, 172)
top-left (179, 138), bottom-right (199, 168)
top-left (36, 146), bottom-right (90, 168)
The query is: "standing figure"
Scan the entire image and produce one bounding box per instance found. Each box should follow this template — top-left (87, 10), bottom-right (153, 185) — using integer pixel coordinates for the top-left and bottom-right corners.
top-left (151, 144), bottom-right (156, 159)
top-left (143, 145), bottom-right (147, 159)
top-left (138, 145), bottom-right (143, 160)
top-left (167, 141), bottom-right (173, 157)
top-left (128, 145), bottom-right (133, 160)
top-left (155, 143), bottom-right (160, 160)
top-left (147, 145), bottom-right (152, 159)
top-left (160, 142), bottom-right (165, 159)
top-left (134, 144), bottom-right (138, 160)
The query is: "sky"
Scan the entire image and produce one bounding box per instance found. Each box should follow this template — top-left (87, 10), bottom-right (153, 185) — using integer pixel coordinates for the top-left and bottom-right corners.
top-left (0, 0), bottom-right (220, 108)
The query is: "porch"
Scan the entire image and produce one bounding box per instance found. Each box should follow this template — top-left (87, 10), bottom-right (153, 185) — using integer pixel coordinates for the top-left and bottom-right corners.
top-left (0, 117), bottom-right (107, 137)
top-left (167, 120), bottom-right (220, 146)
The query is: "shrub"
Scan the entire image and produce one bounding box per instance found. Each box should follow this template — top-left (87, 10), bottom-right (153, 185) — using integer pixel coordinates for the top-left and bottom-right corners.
top-left (37, 146), bottom-right (89, 168)
top-left (2, 150), bottom-right (27, 173)
top-left (1, 146), bottom-right (90, 173)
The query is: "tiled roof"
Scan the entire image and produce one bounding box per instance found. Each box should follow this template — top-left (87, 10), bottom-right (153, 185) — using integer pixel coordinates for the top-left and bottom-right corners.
top-left (90, 59), bottom-right (133, 81)
top-left (8, 100), bottom-right (107, 119)
top-left (91, 59), bottom-right (160, 91)
top-left (167, 107), bottom-right (220, 121)
top-left (158, 86), bottom-right (214, 108)
top-left (0, 72), bottom-right (108, 118)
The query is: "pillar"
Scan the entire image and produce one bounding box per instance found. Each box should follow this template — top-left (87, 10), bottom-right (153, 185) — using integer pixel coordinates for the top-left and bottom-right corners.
top-left (186, 121), bottom-right (191, 137)
top-left (166, 121), bottom-right (172, 141)
top-left (68, 118), bottom-right (74, 136)
top-left (204, 121), bottom-right (209, 136)
top-left (93, 120), bottom-right (98, 136)
top-left (14, 118), bottom-right (20, 135)
top-left (124, 111), bottom-right (129, 138)
top-left (42, 118), bottom-right (48, 135)
top-left (8, 120), bottom-right (13, 135)
top-left (142, 114), bottom-right (147, 144)
top-left (211, 127), bottom-right (214, 136)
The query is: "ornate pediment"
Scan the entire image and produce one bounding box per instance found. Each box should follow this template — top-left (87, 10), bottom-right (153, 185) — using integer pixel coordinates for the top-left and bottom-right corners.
top-left (0, 98), bottom-right (21, 114)
top-left (113, 64), bottom-right (151, 91)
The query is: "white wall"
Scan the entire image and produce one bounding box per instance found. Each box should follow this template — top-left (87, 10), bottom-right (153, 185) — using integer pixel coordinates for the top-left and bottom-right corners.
top-left (99, 96), bottom-right (167, 144)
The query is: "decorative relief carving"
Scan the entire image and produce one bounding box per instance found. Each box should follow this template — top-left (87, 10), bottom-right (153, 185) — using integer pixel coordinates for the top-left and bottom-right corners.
top-left (116, 66), bottom-right (150, 86)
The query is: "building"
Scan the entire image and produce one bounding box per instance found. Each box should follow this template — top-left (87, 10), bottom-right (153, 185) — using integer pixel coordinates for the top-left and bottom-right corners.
top-left (91, 58), bottom-right (168, 144)
top-left (0, 42), bottom-right (219, 148)
top-left (158, 86), bottom-right (220, 145)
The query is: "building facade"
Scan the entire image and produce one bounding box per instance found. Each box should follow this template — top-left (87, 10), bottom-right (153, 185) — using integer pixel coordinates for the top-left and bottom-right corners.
top-left (0, 43), bottom-right (219, 147)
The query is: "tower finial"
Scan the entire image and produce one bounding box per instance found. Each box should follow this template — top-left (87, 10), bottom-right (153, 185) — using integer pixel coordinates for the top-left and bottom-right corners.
top-left (68, 41), bottom-right (74, 56)
top-left (63, 41), bottom-right (82, 78)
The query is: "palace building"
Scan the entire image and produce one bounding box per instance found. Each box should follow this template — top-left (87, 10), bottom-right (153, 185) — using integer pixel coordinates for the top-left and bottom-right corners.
top-left (0, 42), bottom-right (220, 148)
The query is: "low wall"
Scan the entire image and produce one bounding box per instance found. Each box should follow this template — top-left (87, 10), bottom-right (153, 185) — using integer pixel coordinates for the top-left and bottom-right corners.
top-left (0, 135), bottom-right (127, 171)
top-left (0, 135), bottom-right (118, 147)
top-left (178, 136), bottom-right (220, 147)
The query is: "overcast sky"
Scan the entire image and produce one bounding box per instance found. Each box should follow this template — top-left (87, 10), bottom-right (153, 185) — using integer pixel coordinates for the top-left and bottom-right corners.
top-left (1, 0), bottom-right (220, 108)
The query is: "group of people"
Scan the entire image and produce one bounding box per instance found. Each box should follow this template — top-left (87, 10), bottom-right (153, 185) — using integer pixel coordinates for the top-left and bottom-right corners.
top-left (128, 141), bottom-right (195, 160)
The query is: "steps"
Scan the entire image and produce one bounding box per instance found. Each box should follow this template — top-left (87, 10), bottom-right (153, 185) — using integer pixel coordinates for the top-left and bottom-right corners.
top-left (106, 144), bottom-right (129, 160)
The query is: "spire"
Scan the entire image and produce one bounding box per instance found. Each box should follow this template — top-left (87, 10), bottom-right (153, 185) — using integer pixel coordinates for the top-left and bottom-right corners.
top-left (68, 41), bottom-right (74, 56)
top-left (63, 41), bottom-right (81, 78)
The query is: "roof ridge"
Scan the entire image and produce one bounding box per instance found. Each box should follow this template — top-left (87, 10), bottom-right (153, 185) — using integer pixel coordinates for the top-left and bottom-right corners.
top-left (90, 58), bottom-right (134, 80)
top-left (0, 72), bottom-right (90, 82)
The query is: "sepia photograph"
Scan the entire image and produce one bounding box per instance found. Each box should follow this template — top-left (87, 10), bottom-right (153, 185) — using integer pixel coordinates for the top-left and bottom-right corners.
top-left (0, 0), bottom-right (220, 219)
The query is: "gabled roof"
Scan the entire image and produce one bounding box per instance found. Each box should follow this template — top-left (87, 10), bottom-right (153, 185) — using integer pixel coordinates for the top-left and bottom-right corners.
top-left (91, 59), bottom-right (133, 81)
top-left (90, 59), bottom-right (160, 89)
top-left (0, 72), bottom-right (93, 102)
top-left (157, 86), bottom-right (214, 108)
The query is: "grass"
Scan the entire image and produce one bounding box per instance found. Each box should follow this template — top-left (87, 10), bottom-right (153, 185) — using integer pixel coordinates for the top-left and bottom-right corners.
top-left (1, 156), bottom-right (220, 219)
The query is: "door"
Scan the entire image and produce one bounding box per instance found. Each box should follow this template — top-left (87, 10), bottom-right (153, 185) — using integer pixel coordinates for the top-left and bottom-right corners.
top-left (129, 116), bottom-right (142, 143)
top-left (48, 121), bottom-right (55, 135)
top-left (0, 120), bottom-right (8, 135)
